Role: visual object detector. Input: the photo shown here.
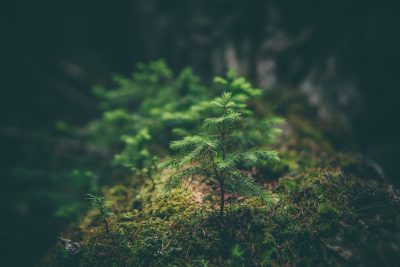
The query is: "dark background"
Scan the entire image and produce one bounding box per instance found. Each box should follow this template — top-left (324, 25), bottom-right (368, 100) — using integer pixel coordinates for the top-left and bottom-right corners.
top-left (1, 0), bottom-right (399, 266)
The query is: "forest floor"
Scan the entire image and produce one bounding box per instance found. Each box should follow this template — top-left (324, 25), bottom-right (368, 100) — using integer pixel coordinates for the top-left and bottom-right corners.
top-left (41, 91), bottom-right (400, 267)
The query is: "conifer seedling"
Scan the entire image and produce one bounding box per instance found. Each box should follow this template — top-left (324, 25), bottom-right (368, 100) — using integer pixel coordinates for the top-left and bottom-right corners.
top-left (164, 92), bottom-right (279, 219)
top-left (86, 184), bottom-right (111, 233)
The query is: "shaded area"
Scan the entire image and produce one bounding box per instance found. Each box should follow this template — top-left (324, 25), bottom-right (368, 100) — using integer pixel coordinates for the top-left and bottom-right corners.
top-left (1, 0), bottom-right (400, 266)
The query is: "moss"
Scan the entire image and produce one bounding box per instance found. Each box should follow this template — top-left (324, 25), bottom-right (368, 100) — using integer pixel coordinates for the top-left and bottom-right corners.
top-left (81, 232), bottom-right (132, 266)
top-left (45, 151), bottom-right (400, 266)
top-left (45, 162), bottom-right (400, 267)
top-left (314, 202), bottom-right (341, 235)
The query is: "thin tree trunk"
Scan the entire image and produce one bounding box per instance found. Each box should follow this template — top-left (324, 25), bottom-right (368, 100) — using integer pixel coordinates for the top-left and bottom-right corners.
top-left (209, 152), bottom-right (224, 220)
top-left (103, 217), bottom-right (110, 234)
top-left (220, 178), bottom-right (225, 219)
top-left (101, 210), bottom-right (110, 234)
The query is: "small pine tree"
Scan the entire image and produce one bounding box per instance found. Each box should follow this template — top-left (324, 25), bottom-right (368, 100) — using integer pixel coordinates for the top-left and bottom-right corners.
top-left (86, 184), bottom-right (111, 233)
top-left (164, 92), bottom-right (279, 219)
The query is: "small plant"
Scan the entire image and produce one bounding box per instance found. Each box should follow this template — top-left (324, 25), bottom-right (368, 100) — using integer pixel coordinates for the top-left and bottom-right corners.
top-left (114, 128), bottom-right (159, 190)
top-left (86, 183), bottom-right (111, 233)
top-left (142, 156), bottom-right (159, 191)
top-left (164, 92), bottom-right (279, 219)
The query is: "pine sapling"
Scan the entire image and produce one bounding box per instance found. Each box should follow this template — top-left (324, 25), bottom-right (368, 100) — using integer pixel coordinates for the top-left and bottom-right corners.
top-left (164, 92), bottom-right (279, 219)
top-left (86, 185), bottom-right (111, 233)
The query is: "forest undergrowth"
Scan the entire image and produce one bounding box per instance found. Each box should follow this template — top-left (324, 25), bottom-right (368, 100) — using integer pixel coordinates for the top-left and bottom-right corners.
top-left (41, 60), bottom-right (400, 267)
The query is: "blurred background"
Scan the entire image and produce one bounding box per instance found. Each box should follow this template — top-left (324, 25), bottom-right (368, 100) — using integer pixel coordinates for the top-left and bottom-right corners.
top-left (1, 0), bottom-right (399, 266)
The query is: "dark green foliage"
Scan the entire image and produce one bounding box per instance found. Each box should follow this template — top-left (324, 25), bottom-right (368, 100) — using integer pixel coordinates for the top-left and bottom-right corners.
top-left (88, 60), bottom-right (210, 151)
